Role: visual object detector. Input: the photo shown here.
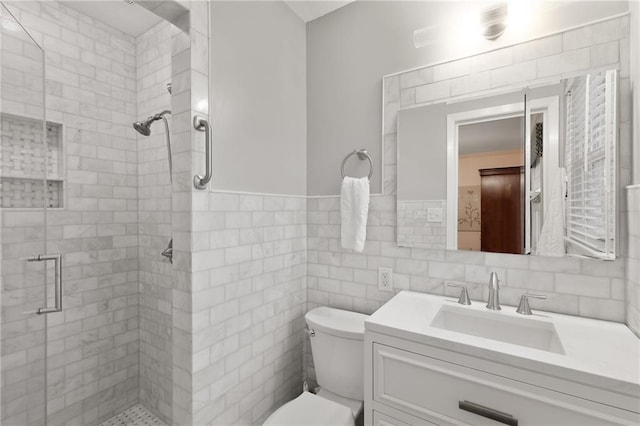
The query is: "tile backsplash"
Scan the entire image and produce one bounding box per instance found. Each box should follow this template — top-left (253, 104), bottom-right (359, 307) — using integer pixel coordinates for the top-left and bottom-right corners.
top-left (307, 195), bottom-right (626, 321)
top-left (397, 200), bottom-right (447, 249)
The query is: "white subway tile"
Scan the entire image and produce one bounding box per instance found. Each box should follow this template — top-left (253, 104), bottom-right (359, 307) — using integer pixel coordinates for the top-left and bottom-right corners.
top-left (415, 80), bottom-right (451, 104)
top-left (555, 274), bottom-right (611, 298)
top-left (536, 49), bottom-right (590, 78)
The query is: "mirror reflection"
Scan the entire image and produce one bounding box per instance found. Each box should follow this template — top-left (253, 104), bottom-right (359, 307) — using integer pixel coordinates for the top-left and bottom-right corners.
top-left (457, 116), bottom-right (524, 253)
top-left (397, 69), bottom-right (617, 260)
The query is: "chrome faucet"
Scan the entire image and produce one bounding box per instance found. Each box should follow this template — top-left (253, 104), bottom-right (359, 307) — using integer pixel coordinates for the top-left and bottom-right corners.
top-left (486, 272), bottom-right (501, 310)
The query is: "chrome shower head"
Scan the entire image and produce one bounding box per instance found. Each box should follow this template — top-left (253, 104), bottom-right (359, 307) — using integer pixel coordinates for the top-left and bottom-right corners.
top-left (133, 119), bottom-right (152, 136)
top-left (133, 110), bottom-right (171, 136)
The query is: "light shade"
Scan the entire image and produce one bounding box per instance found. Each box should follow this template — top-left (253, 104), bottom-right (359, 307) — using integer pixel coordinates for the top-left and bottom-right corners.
top-left (480, 3), bottom-right (508, 40)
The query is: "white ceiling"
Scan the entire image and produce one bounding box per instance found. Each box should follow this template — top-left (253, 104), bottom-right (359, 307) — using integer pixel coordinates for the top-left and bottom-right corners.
top-left (459, 116), bottom-right (524, 156)
top-left (60, 1), bottom-right (163, 36)
top-left (60, 0), bottom-right (354, 37)
top-left (284, 0), bottom-right (355, 23)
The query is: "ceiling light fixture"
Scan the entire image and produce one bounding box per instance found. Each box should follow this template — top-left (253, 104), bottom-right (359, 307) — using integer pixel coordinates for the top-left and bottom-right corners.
top-left (480, 3), bottom-right (508, 40)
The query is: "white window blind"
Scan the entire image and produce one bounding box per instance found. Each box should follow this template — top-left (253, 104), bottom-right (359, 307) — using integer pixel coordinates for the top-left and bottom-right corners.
top-left (564, 70), bottom-right (616, 259)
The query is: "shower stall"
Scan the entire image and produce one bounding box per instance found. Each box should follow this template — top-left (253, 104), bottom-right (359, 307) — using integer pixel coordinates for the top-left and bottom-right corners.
top-left (0, 1), bottom-right (198, 424)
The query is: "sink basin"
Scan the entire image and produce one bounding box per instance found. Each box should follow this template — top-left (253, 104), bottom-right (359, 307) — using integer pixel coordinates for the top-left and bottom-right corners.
top-left (431, 305), bottom-right (565, 354)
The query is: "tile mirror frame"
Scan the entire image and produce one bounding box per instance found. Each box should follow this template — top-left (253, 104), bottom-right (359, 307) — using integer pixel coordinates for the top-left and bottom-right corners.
top-left (381, 13), bottom-right (632, 260)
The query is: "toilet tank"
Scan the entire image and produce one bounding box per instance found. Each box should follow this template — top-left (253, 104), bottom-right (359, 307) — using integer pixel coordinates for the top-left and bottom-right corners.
top-left (305, 307), bottom-right (369, 401)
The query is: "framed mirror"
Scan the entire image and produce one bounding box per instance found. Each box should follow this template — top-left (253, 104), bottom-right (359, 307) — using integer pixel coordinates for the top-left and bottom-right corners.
top-left (397, 69), bottom-right (617, 260)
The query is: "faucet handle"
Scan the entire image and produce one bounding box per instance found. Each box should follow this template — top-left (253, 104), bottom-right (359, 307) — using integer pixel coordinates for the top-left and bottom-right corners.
top-left (516, 293), bottom-right (547, 315)
top-left (447, 283), bottom-right (471, 305)
top-left (486, 272), bottom-right (501, 310)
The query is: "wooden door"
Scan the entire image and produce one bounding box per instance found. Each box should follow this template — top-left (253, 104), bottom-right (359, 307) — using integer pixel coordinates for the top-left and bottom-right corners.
top-left (480, 166), bottom-right (523, 254)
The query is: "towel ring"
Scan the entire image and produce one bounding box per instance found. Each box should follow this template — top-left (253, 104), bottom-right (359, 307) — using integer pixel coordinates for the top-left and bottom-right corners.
top-left (341, 149), bottom-right (373, 180)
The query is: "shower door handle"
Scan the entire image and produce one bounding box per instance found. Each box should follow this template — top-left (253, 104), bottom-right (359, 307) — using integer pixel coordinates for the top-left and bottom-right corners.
top-left (193, 115), bottom-right (212, 190)
top-left (28, 254), bottom-right (63, 314)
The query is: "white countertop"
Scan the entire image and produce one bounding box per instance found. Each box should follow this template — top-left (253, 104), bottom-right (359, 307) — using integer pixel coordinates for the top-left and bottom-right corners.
top-left (366, 291), bottom-right (640, 405)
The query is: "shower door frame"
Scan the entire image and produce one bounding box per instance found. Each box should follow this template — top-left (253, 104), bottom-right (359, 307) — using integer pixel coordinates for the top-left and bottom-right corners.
top-left (0, 2), bottom-right (55, 424)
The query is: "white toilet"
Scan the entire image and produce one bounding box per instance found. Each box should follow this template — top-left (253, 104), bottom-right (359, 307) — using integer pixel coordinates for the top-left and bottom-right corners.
top-left (263, 306), bottom-right (369, 426)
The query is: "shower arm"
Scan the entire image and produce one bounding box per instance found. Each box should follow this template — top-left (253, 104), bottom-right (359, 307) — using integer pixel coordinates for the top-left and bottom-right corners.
top-left (155, 110), bottom-right (171, 120)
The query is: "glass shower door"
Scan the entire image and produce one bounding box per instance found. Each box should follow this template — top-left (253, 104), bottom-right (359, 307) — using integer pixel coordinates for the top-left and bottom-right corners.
top-left (1, 3), bottom-right (48, 425)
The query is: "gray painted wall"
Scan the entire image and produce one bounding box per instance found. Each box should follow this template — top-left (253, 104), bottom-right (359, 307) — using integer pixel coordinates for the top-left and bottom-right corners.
top-left (211, 1), bottom-right (306, 195)
top-left (397, 104), bottom-right (447, 200)
top-left (307, 0), bottom-right (629, 196)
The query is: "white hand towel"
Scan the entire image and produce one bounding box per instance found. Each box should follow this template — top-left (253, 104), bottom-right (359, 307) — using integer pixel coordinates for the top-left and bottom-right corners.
top-left (341, 176), bottom-right (370, 252)
top-left (535, 169), bottom-right (566, 257)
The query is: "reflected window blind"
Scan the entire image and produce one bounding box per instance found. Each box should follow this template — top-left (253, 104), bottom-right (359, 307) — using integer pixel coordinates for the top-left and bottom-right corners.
top-left (564, 70), bottom-right (616, 259)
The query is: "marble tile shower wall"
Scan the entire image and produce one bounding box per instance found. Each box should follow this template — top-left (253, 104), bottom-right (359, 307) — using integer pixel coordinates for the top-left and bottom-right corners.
top-left (1, 2), bottom-right (139, 425)
top-left (135, 21), bottom-right (173, 424)
top-left (307, 16), bottom-right (631, 383)
top-left (627, 186), bottom-right (640, 336)
top-left (167, 5), bottom-right (208, 422)
top-left (190, 192), bottom-right (306, 426)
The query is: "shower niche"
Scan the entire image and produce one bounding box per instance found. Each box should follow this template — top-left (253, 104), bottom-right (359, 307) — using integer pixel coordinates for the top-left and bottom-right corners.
top-left (0, 113), bottom-right (64, 208)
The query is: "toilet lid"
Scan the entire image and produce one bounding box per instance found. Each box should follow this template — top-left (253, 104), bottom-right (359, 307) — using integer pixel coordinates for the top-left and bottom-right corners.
top-left (263, 392), bottom-right (354, 426)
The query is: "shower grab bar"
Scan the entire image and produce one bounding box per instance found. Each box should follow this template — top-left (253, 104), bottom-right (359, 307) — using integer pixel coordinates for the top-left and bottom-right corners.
top-left (193, 115), bottom-right (212, 190)
top-left (27, 254), bottom-right (63, 314)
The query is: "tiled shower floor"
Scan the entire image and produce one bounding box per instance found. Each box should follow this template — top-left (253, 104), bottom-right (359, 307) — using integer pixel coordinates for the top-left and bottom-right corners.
top-left (99, 404), bottom-right (167, 426)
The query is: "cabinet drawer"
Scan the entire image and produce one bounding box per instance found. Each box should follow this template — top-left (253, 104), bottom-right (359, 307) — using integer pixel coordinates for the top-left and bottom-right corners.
top-left (373, 343), bottom-right (636, 425)
top-left (371, 404), bottom-right (440, 426)
top-left (373, 411), bottom-right (412, 426)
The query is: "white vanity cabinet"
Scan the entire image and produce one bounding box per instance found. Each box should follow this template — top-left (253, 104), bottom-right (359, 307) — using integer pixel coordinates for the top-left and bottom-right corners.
top-left (364, 292), bottom-right (640, 426)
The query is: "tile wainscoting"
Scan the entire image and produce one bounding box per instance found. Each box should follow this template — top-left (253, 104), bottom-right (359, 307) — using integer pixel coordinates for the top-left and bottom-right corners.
top-left (191, 191), bottom-right (307, 425)
top-left (308, 195), bottom-right (626, 319)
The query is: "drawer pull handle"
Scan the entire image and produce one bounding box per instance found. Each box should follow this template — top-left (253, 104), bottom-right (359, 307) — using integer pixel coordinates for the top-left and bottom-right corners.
top-left (459, 400), bottom-right (518, 426)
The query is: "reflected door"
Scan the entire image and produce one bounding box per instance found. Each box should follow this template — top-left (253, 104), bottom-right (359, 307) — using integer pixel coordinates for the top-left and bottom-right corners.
top-left (479, 167), bottom-right (524, 254)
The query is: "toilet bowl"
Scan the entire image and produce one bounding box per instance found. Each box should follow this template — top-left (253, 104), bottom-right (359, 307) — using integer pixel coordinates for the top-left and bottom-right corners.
top-left (263, 307), bottom-right (369, 426)
top-left (262, 391), bottom-right (354, 426)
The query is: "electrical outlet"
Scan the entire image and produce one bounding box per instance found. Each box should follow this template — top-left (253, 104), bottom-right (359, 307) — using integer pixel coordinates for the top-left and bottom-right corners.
top-left (378, 267), bottom-right (393, 292)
